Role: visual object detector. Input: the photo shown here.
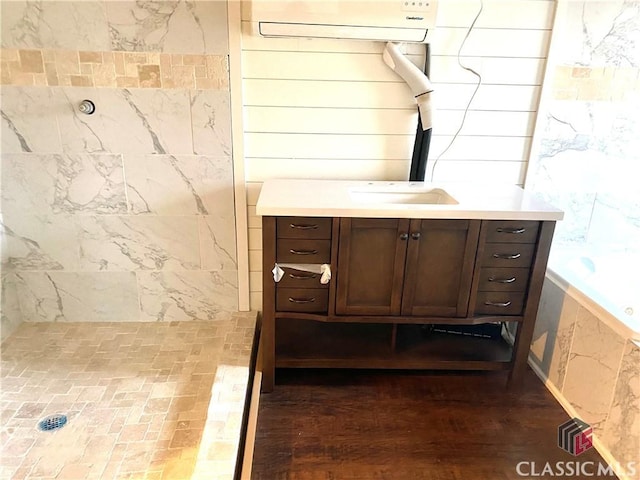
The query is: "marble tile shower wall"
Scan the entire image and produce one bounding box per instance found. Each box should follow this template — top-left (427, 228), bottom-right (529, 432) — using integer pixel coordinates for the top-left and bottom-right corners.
top-left (531, 279), bottom-right (639, 474)
top-left (0, 1), bottom-right (238, 333)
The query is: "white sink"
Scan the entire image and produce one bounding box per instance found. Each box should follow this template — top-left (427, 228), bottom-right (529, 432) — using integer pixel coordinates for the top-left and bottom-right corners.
top-left (350, 187), bottom-right (459, 205)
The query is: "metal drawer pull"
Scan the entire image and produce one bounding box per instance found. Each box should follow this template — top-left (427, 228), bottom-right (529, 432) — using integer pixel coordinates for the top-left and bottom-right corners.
top-left (400, 233), bottom-right (409, 241)
top-left (290, 223), bottom-right (319, 230)
top-left (493, 253), bottom-right (521, 260)
top-left (484, 300), bottom-right (512, 307)
top-left (411, 232), bottom-right (421, 240)
top-left (289, 249), bottom-right (318, 255)
top-left (488, 276), bottom-right (516, 283)
top-left (288, 273), bottom-right (317, 280)
top-left (288, 297), bottom-right (316, 304)
top-left (496, 227), bottom-right (526, 234)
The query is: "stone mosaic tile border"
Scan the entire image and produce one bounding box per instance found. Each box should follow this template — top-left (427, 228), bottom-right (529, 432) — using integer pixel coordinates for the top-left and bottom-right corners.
top-left (0, 48), bottom-right (229, 90)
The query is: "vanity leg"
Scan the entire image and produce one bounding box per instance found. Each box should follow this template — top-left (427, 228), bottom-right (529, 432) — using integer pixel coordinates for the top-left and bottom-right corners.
top-left (261, 216), bottom-right (277, 393)
top-left (261, 311), bottom-right (275, 392)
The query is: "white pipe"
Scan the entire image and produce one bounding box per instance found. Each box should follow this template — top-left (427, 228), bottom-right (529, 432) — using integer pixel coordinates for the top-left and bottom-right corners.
top-left (382, 42), bottom-right (434, 130)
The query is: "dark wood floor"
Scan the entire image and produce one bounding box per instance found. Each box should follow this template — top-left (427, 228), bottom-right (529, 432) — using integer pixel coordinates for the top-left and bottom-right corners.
top-left (251, 368), bottom-right (616, 480)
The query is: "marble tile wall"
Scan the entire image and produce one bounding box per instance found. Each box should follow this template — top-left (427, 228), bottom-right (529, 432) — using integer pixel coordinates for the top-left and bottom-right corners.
top-left (531, 278), bottom-right (639, 476)
top-left (0, 1), bottom-right (237, 326)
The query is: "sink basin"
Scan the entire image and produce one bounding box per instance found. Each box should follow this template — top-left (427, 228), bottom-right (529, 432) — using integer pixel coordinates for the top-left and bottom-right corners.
top-left (350, 188), bottom-right (459, 205)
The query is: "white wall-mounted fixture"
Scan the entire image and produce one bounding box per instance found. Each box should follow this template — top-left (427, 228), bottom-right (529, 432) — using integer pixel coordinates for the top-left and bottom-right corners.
top-left (245, 0), bottom-right (438, 43)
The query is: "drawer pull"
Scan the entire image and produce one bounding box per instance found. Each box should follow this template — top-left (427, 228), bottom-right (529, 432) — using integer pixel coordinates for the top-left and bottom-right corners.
top-left (493, 252), bottom-right (521, 260)
top-left (484, 300), bottom-right (512, 307)
top-left (411, 232), bottom-right (421, 240)
top-left (496, 227), bottom-right (526, 234)
top-left (488, 276), bottom-right (517, 284)
top-left (288, 273), bottom-right (317, 280)
top-left (400, 233), bottom-right (409, 241)
top-left (289, 223), bottom-right (319, 230)
top-left (288, 297), bottom-right (316, 304)
top-left (289, 249), bottom-right (318, 255)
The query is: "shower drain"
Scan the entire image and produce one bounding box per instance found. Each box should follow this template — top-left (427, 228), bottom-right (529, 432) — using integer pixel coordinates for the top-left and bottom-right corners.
top-left (37, 414), bottom-right (68, 432)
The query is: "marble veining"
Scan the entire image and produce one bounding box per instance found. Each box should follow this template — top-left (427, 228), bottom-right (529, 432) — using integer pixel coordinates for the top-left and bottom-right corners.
top-left (561, 306), bottom-right (626, 435)
top-left (199, 216), bottom-right (237, 271)
top-left (124, 154), bottom-right (234, 216)
top-left (15, 271), bottom-right (139, 322)
top-left (530, 279), bottom-right (579, 388)
top-left (0, 87), bottom-right (61, 154)
top-left (561, 1), bottom-right (640, 67)
top-left (106, 0), bottom-right (229, 54)
top-left (1, 273), bottom-right (22, 341)
top-left (0, 217), bottom-right (72, 271)
top-left (601, 340), bottom-right (640, 468)
top-left (76, 216), bottom-right (200, 271)
top-left (138, 271), bottom-right (238, 322)
top-left (1, 153), bottom-right (127, 215)
top-left (55, 87), bottom-right (192, 155)
top-left (191, 90), bottom-right (231, 156)
top-left (0, 1), bottom-right (111, 51)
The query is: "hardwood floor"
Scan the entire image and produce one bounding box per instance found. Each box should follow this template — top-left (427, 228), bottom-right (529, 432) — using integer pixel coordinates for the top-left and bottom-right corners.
top-left (251, 369), bottom-right (616, 480)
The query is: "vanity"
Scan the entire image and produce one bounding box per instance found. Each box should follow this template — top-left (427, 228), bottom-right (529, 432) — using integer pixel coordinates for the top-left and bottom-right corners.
top-left (257, 179), bottom-right (563, 392)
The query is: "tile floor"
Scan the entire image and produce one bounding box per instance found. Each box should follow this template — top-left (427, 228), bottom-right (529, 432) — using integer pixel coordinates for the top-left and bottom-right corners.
top-left (1, 314), bottom-right (256, 480)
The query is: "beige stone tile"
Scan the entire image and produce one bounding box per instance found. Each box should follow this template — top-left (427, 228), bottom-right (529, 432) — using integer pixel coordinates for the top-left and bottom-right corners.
top-left (11, 71), bottom-right (34, 86)
top-left (79, 51), bottom-right (102, 63)
top-left (102, 52), bottom-right (114, 64)
top-left (80, 63), bottom-right (93, 75)
top-left (93, 62), bottom-right (116, 88)
top-left (0, 48), bottom-right (19, 61)
top-left (42, 49), bottom-right (55, 62)
top-left (138, 64), bottom-right (161, 88)
top-left (118, 423), bottom-right (149, 442)
top-left (116, 76), bottom-right (140, 88)
top-left (171, 54), bottom-right (183, 66)
top-left (57, 463), bottom-right (92, 479)
top-left (183, 54), bottom-right (206, 66)
top-left (168, 65), bottom-right (194, 88)
top-left (125, 62), bottom-right (138, 77)
top-left (113, 52), bottom-right (125, 75)
top-left (195, 65), bottom-right (207, 78)
top-left (19, 49), bottom-right (44, 73)
top-left (125, 52), bottom-right (147, 64)
top-left (54, 50), bottom-right (79, 75)
top-left (1, 61), bottom-right (11, 84)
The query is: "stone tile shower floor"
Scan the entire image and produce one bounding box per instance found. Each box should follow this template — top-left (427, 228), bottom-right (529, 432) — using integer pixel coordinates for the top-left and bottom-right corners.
top-left (0, 316), bottom-right (256, 479)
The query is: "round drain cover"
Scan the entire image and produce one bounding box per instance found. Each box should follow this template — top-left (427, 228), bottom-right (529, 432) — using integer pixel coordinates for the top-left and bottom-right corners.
top-left (37, 414), bottom-right (68, 432)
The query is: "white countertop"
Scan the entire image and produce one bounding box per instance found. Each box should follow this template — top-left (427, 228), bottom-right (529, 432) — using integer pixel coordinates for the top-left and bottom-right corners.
top-left (256, 179), bottom-right (564, 221)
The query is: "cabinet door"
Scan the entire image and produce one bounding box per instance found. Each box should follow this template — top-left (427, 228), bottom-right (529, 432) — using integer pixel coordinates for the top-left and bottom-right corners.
top-left (401, 219), bottom-right (480, 317)
top-left (336, 218), bottom-right (409, 315)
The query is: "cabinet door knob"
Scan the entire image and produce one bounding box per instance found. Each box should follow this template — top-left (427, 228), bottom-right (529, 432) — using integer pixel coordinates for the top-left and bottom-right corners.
top-left (399, 233), bottom-right (409, 240)
top-left (492, 252), bottom-right (521, 260)
top-left (488, 276), bottom-right (517, 283)
top-left (411, 232), bottom-right (421, 240)
top-left (496, 227), bottom-right (526, 234)
top-left (484, 300), bottom-right (512, 307)
top-left (289, 249), bottom-right (318, 255)
top-left (288, 297), bottom-right (316, 304)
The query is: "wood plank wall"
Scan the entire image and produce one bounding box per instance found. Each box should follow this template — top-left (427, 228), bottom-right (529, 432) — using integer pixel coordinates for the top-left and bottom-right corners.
top-left (241, 1), bottom-right (555, 308)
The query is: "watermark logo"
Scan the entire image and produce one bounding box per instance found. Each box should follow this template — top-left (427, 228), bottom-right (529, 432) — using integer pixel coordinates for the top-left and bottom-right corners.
top-left (558, 418), bottom-right (593, 456)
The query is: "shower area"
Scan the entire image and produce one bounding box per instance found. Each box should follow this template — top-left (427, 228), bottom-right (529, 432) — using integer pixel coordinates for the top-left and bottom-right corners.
top-left (1, 2), bottom-right (252, 478)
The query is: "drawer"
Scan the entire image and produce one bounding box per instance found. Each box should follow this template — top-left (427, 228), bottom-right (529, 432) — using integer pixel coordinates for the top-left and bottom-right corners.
top-left (477, 267), bottom-right (530, 292)
top-left (277, 267), bottom-right (329, 289)
top-left (475, 291), bottom-right (525, 316)
top-left (277, 239), bottom-right (331, 263)
top-left (485, 221), bottom-right (540, 244)
top-left (276, 288), bottom-right (329, 313)
top-left (277, 217), bottom-right (332, 239)
top-left (481, 243), bottom-right (535, 268)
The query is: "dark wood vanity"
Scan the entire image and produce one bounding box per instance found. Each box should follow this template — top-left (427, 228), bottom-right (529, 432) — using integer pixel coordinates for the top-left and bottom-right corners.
top-left (261, 214), bottom-right (555, 392)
